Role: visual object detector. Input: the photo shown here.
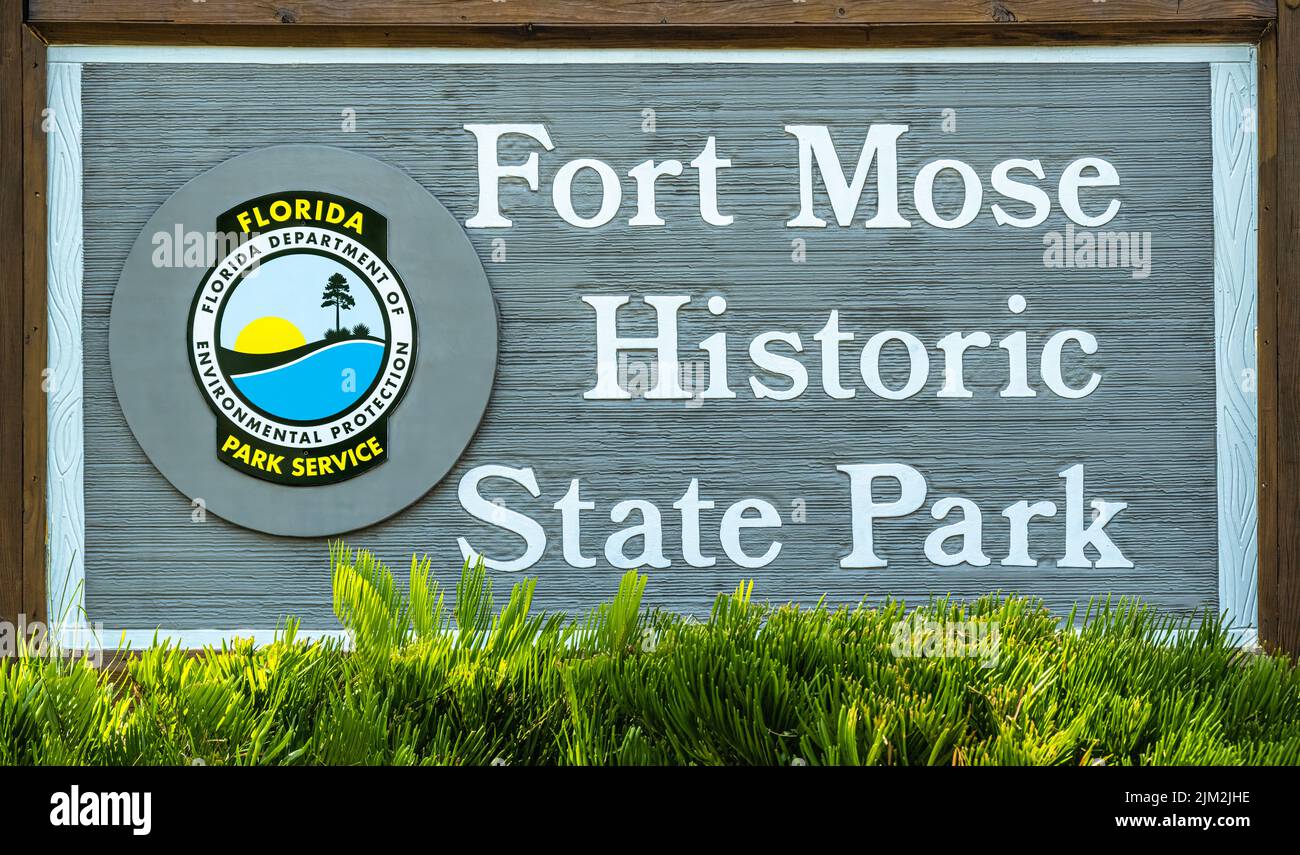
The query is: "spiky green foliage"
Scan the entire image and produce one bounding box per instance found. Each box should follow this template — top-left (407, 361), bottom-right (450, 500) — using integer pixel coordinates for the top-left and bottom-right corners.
top-left (2, 543), bottom-right (1298, 765)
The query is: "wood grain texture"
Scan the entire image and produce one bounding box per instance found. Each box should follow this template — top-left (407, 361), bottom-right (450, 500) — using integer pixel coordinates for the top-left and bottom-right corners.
top-left (0, 1), bottom-right (24, 626)
top-left (74, 60), bottom-right (1222, 631)
top-left (23, 0), bottom-right (1280, 28)
top-left (1270, 4), bottom-right (1300, 657)
top-left (22, 27), bottom-right (48, 627)
top-left (29, 21), bottom-right (1277, 49)
top-left (1257, 27), bottom-right (1279, 650)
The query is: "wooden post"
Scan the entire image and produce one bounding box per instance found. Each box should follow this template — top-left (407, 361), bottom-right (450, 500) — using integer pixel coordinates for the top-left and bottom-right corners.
top-left (0, 0), bottom-right (27, 629)
top-left (21, 25), bottom-right (46, 629)
top-left (1265, 1), bottom-right (1300, 656)
top-left (0, 5), bottom-right (47, 635)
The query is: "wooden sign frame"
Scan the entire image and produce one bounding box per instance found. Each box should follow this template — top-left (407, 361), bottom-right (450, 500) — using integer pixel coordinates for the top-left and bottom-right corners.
top-left (1, 1), bottom-right (1295, 655)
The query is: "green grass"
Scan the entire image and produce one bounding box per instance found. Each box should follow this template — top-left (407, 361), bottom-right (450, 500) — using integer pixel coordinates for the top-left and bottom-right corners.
top-left (2, 542), bottom-right (1298, 765)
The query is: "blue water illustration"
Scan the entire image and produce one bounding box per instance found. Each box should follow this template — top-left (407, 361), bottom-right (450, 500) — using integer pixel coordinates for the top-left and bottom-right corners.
top-left (232, 340), bottom-right (385, 421)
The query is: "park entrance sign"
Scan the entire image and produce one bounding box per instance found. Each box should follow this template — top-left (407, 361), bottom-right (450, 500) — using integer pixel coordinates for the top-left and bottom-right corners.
top-left (43, 46), bottom-right (1259, 645)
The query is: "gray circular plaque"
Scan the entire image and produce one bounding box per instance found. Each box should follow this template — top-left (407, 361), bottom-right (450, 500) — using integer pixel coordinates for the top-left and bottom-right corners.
top-left (110, 145), bottom-right (496, 536)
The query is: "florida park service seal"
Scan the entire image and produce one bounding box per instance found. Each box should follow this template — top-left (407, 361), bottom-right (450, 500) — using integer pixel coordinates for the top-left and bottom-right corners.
top-left (188, 192), bottom-right (416, 486)
top-left (110, 146), bottom-right (496, 537)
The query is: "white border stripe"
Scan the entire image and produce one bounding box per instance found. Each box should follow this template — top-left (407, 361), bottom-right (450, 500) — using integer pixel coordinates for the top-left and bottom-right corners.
top-left (110, 629), bottom-right (351, 649)
top-left (45, 63), bottom-right (85, 637)
top-left (1212, 61), bottom-right (1261, 640)
top-left (48, 44), bottom-right (1255, 65)
top-left (229, 338), bottom-right (385, 380)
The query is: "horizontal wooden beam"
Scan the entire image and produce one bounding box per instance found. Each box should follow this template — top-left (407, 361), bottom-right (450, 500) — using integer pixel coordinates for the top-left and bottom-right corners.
top-left (29, 21), bottom-right (1277, 50)
top-left (25, 0), bottom-right (1279, 29)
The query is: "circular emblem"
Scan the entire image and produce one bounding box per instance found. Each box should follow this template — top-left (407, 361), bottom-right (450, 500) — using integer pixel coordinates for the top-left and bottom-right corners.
top-left (111, 146), bottom-right (496, 536)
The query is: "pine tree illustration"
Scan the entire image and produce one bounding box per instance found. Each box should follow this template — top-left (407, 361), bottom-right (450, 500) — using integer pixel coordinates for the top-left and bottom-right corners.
top-left (321, 272), bottom-right (356, 335)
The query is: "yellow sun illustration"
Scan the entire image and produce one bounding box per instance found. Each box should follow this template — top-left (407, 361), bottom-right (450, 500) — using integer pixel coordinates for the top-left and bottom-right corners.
top-left (233, 316), bottom-right (307, 354)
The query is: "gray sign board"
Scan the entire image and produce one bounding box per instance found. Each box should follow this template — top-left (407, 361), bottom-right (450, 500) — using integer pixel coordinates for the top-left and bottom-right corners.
top-left (70, 57), bottom-right (1234, 632)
